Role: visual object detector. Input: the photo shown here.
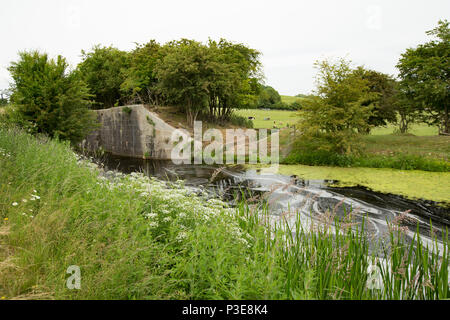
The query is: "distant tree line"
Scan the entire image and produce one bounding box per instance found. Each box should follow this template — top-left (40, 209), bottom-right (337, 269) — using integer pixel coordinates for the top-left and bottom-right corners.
top-left (253, 86), bottom-right (301, 110)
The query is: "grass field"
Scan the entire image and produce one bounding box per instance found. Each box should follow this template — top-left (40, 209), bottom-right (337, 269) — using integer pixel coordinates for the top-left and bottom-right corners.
top-left (236, 109), bottom-right (441, 136)
top-left (371, 123), bottom-right (438, 136)
top-left (234, 109), bottom-right (299, 128)
top-left (365, 134), bottom-right (449, 160)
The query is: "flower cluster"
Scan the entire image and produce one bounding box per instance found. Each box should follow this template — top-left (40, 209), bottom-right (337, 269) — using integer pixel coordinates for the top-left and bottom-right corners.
top-left (0, 148), bottom-right (11, 158)
top-left (73, 154), bottom-right (251, 248)
top-left (92, 166), bottom-right (251, 247)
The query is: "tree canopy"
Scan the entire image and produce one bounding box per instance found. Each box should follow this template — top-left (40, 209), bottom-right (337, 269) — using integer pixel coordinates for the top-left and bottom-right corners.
top-left (153, 38), bottom-right (262, 125)
top-left (8, 51), bottom-right (97, 144)
top-left (298, 58), bottom-right (375, 154)
top-left (78, 45), bottom-right (130, 109)
top-left (353, 67), bottom-right (397, 130)
top-left (121, 40), bottom-right (164, 105)
top-left (397, 19), bottom-right (450, 134)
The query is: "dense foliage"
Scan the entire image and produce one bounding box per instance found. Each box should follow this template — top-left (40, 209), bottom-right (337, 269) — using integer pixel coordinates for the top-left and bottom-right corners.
top-left (121, 40), bottom-right (164, 106)
top-left (297, 58), bottom-right (376, 154)
top-left (7, 51), bottom-right (97, 144)
top-left (254, 86), bottom-right (301, 110)
top-left (397, 20), bottom-right (450, 134)
top-left (257, 85), bottom-right (282, 107)
top-left (76, 39), bottom-right (263, 126)
top-left (78, 46), bottom-right (130, 109)
top-left (353, 67), bottom-right (397, 131)
top-left (0, 90), bottom-right (7, 106)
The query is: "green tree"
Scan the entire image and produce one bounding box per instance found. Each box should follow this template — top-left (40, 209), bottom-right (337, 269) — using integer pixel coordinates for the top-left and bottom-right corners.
top-left (154, 40), bottom-right (211, 126)
top-left (353, 67), bottom-right (397, 131)
top-left (392, 86), bottom-right (422, 134)
top-left (207, 39), bottom-right (262, 121)
top-left (397, 20), bottom-right (450, 134)
top-left (78, 45), bottom-right (129, 109)
top-left (257, 85), bottom-right (282, 108)
top-left (121, 40), bottom-right (164, 105)
top-left (8, 51), bottom-right (97, 144)
top-left (297, 58), bottom-right (375, 154)
top-left (154, 39), bottom-right (262, 125)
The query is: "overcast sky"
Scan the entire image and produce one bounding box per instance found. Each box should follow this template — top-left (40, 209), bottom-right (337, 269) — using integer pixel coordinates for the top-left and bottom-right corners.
top-left (0, 0), bottom-right (448, 95)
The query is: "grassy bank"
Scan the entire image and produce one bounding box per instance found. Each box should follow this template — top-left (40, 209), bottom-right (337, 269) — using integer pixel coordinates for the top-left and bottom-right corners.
top-left (283, 148), bottom-right (450, 172)
top-left (0, 127), bottom-right (448, 299)
top-left (283, 132), bottom-right (449, 171)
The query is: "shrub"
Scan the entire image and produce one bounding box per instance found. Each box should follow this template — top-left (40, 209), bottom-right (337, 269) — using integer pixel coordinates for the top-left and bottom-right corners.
top-left (8, 51), bottom-right (98, 144)
top-left (122, 106), bottom-right (132, 115)
top-left (297, 58), bottom-right (376, 155)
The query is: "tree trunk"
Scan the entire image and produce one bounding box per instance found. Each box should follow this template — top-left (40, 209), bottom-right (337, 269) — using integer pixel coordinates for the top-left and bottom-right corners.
top-left (443, 105), bottom-right (449, 134)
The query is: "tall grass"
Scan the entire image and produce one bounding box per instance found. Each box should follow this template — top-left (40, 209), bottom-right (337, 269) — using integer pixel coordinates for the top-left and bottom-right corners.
top-left (0, 126), bottom-right (448, 299)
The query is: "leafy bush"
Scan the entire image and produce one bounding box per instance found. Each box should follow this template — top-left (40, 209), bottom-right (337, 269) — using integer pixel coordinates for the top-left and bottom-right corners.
top-left (298, 58), bottom-right (376, 155)
top-left (122, 106), bottom-right (132, 115)
top-left (8, 51), bottom-right (98, 144)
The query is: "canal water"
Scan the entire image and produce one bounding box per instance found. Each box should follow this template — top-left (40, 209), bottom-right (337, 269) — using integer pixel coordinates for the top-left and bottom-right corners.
top-left (99, 154), bottom-right (449, 247)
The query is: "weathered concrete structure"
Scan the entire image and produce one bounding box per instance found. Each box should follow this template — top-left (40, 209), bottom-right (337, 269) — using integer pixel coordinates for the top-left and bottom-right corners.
top-left (82, 105), bottom-right (177, 159)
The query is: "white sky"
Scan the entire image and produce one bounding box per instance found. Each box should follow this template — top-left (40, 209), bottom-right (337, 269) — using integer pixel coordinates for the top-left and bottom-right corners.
top-left (0, 0), bottom-right (448, 95)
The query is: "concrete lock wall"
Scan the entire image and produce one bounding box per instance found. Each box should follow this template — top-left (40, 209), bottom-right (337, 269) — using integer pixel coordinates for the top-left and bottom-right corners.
top-left (82, 105), bottom-right (177, 159)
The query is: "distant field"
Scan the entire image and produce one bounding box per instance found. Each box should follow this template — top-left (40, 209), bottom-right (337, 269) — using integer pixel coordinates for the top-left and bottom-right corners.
top-left (236, 108), bottom-right (439, 136)
top-left (235, 109), bottom-right (298, 128)
top-left (371, 123), bottom-right (438, 136)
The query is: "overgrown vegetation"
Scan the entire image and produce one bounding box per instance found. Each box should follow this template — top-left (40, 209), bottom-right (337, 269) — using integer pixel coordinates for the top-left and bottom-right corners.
top-left (77, 45), bottom-right (130, 109)
top-left (297, 58), bottom-right (377, 155)
top-left (283, 127), bottom-right (450, 172)
top-left (283, 148), bottom-right (450, 172)
top-left (6, 51), bottom-right (98, 144)
top-left (0, 127), bottom-right (448, 299)
top-left (78, 39), bottom-right (262, 126)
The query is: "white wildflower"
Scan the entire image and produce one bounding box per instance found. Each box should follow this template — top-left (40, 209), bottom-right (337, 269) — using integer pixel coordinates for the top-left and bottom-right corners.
top-left (148, 221), bottom-right (158, 228)
top-left (176, 232), bottom-right (187, 241)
